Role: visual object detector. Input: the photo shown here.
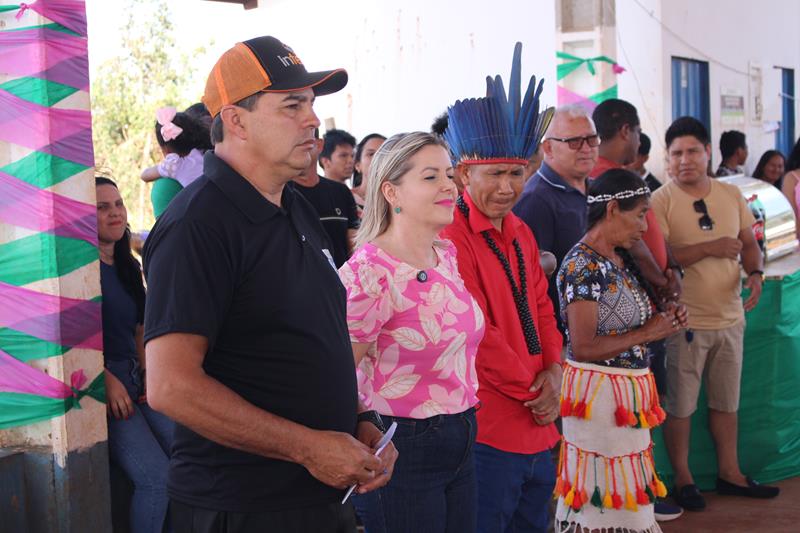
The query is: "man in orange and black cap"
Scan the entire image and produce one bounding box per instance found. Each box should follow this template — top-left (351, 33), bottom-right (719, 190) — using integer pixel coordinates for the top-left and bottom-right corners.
top-left (143, 36), bottom-right (397, 532)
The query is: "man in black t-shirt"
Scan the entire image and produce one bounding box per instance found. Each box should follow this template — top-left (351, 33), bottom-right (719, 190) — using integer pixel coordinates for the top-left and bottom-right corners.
top-left (293, 129), bottom-right (359, 268)
top-left (626, 132), bottom-right (663, 192)
top-left (143, 36), bottom-right (397, 533)
top-left (319, 128), bottom-right (356, 184)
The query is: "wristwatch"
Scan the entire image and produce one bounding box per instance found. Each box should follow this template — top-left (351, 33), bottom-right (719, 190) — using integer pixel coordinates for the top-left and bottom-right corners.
top-left (748, 269), bottom-right (765, 282)
top-left (357, 410), bottom-right (386, 433)
top-left (667, 263), bottom-right (685, 279)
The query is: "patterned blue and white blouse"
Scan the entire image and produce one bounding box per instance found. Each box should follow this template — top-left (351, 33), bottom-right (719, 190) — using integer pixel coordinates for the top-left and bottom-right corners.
top-left (556, 242), bottom-right (653, 369)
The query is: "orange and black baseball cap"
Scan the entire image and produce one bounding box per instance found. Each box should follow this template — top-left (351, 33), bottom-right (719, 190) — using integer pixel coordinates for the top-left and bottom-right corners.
top-left (203, 36), bottom-right (348, 117)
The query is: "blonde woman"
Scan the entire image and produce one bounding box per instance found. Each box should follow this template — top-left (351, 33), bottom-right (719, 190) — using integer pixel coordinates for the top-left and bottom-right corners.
top-left (339, 132), bottom-right (485, 533)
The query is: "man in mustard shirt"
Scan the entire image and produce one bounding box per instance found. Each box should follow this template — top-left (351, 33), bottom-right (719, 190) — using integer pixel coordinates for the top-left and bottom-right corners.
top-left (651, 116), bottom-right (778, 512)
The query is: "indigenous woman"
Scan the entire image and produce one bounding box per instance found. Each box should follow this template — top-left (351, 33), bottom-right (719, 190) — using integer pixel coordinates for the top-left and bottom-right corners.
top-left (96, 177), bottom-right (174, 533)
top-left (555, 169), bottom-right (688, 533)
top-left (340, 132), bottom-right (485, 532)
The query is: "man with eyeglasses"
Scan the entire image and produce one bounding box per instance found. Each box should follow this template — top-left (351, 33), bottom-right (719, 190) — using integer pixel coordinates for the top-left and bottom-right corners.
top-left (651, 116), bottom-right (776, 513)
top-left (514, 104), bottom-right (598, 335)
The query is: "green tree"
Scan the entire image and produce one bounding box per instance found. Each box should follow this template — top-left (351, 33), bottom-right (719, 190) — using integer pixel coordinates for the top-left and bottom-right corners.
top-left (91, 0), bottom-right (204, 231)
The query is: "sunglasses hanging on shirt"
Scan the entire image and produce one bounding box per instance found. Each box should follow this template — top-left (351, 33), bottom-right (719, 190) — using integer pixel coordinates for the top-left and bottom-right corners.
top-left (693, 199), bottom-right (714, 231)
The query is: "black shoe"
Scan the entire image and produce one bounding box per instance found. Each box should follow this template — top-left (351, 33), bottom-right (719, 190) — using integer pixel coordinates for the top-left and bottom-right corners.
top-left (653, 500), bottom-right (684, 522)
top-left (673, 484), bottom-right (706, 511)
top-left (717, 476), bottom-right (780, 499)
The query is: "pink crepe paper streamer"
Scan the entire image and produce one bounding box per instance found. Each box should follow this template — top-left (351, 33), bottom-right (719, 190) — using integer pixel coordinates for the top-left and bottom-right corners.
top-left (557, 86), bottom-right (598, 111)
top-left (0, 88), bottom-right (91, 149)
top-left (0, 28), bottom-right (88, 89)
top-left (0, 170), bottom-right (97, 244)
top-left (15, 3), bottom-right (32, 20)
top-left (0, 281), bottom-right (102, 350)
top-left (0, 348), bottom-right (86, 398)
top-left (19, 0), bottom-right (88, 37)
top-left (612, 63), bottom-right (626, 74)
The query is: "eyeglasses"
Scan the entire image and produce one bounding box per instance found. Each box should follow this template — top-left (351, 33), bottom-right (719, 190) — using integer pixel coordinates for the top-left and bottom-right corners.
top-left (546, 135), bottom-right (601, 151)
top-left (693, 199), bottom-right (714, 230)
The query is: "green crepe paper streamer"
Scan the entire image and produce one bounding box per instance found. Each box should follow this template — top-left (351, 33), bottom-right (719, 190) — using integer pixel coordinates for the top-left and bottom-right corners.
top-left (556, 52), bottom-right (618, 80)
top-left (0, 77), bottom-right (79, 106)
top-left (589, 85), bottom-right (619, 104)
top-left (4, 22), bottom-right (81, 36)
top-left (0, 5), bottom-right (20, 13)
top-left (1, 151), bottom-right (89, 189)
top-left (63, 371), bottom-right (106, 411)
top-left (0, 327), bottom-right (70, 362)
top-left (0, 233), bottom-right (97, 286)
top-left (0, 372), bottom-right (106, 430)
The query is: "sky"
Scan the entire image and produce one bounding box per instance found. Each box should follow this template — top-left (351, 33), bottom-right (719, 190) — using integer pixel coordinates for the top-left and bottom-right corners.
top-left (83, 0), bottom-right (559, 139)
top-left (85, 0), bottom-right (249, 98)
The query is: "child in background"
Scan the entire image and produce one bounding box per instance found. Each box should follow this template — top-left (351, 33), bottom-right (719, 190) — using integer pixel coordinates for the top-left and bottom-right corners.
top-left (141, 106), bottom-right (210, 188)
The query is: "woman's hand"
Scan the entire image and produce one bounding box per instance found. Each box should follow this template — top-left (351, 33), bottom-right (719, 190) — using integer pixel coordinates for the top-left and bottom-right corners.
top-left (105, 369), bottom-right (134, 420)
top-left (665, 301), bottom-right (689, 328)
top-left (643, 311), bottom-right (681, 342)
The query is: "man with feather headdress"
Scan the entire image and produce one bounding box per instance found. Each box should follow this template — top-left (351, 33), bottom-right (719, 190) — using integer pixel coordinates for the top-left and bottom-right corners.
top-left (441, 43), bottom-right (563, 532)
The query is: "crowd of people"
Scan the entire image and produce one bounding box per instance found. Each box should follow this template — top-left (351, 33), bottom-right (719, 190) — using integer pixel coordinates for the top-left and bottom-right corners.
top-left (94, 35), bottom-right (798, 533)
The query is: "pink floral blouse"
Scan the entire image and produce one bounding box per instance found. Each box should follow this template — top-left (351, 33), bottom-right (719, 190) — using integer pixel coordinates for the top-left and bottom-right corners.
top-left (339, 240), bottom-right (485, 418)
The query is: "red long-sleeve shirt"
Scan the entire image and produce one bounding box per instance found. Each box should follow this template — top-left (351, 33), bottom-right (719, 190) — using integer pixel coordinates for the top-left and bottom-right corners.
top-left (442, 192), bottom-right (562, 454)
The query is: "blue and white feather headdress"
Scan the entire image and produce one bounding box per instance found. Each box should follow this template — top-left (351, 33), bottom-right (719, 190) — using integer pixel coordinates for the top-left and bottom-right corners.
top-left (445, 42), bottom-right (554, 166)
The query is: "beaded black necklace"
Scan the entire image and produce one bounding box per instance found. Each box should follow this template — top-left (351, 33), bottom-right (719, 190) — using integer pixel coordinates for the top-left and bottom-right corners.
top-left (457, 196), bottom-right (542, 355)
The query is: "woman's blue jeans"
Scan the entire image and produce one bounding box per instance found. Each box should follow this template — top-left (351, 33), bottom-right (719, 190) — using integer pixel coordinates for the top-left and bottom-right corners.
top-left (353, 408), bottom-right (478, 533)
top-left (106, 358), bottom-right (174, 533)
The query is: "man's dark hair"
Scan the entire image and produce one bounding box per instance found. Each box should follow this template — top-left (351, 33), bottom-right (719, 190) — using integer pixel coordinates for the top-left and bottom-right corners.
top-left (638, 132), bottom-right (651, 156)
top-left (665, 116), bottom-right (710, 148)
top-left (591, 98), bottom-right (640, 141)
top-left (719, 130), bottom-right (747, 159)
top-left (209, 93), bottom-right (263, 145)
top-left (431, 111), bottom-right (449, 137)
top-left (320, 129), bottom-right (356, 161)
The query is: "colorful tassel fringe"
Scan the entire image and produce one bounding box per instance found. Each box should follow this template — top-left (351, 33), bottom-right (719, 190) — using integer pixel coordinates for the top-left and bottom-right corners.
top-left (561, 364), bottom-right (665, 429)
top-left (554, 439), bottom-right (664, 514)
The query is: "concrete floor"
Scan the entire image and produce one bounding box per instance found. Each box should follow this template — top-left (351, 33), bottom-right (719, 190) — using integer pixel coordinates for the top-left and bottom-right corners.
top-left (660, 476), bottom-right (800, 533)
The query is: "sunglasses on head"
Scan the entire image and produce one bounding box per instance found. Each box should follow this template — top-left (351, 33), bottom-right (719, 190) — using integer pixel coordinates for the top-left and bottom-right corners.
top-left (546, 134), bottom-right (601, 151)
top-left (693, 199), bottom-right (714, 230)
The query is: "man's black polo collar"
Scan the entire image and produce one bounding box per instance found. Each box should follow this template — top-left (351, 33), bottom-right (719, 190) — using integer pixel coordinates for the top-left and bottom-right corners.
top-left (204, 151), bottom-right (295, 224)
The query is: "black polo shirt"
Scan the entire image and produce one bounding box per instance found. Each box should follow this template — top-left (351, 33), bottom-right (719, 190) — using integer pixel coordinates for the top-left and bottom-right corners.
top-left (143, 152), bottom-right (358, 513)
top-left (292, 176), bottom-right (359, 268)
top-left (513, 161), bottom-right (587, 334)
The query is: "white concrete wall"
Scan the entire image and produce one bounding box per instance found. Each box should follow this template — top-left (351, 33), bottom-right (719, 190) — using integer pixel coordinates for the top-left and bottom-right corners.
top-left (616, 0), bottom-right (800, 181)
top-left (212, 0), bottom-right (558, 140)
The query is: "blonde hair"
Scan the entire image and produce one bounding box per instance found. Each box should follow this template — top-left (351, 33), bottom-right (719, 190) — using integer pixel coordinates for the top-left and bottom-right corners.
top-left (355, 131), bottom-right (448, 249)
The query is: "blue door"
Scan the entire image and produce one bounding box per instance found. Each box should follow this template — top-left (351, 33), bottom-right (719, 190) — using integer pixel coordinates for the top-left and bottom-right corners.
top-left (672, 57), bottom-right (711, 134)
top-left (775, 68), bottom-right (795, 157)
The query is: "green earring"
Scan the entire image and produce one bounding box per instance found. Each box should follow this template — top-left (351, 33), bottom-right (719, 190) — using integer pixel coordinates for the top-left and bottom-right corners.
top-left (394, 206), bottom-right (402, 214)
